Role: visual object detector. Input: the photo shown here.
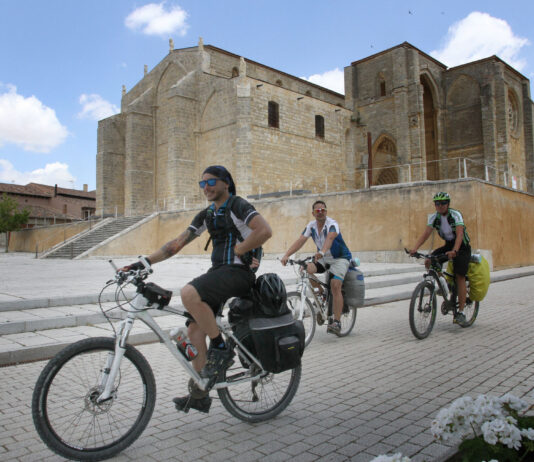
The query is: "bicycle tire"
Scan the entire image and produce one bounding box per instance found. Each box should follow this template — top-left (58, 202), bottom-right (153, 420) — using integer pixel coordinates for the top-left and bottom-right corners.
top-left (337, 304), bottom-right (357, 337)
top-left (32, 337), bottom-right (156, 461)
top-left (286, 290), bottom-right (316, 346)
top-left (409, 280), bottom-right (437, 339)
top-left (459, 300), bottom-right (479, 328)
top-left (327, 295), bottom-right (357, 337)
top-left (217, 361), bottom-right (301, 423)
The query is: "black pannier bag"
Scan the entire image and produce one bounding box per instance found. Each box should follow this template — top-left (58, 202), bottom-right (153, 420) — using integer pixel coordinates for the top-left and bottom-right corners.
top-left (248, 312), bottom-right (305, 373)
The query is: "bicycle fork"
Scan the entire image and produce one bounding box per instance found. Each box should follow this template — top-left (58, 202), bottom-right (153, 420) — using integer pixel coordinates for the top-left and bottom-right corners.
top-left (96, 317), bottom-right (132, 403)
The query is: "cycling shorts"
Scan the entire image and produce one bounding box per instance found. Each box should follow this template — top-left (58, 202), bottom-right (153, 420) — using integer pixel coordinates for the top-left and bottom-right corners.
top-left (315, 256), bottom-right (350, 281)
top-left (188, 264), bottom-right (255, 314)
top-left (433, 242), bottom-right (471, 277)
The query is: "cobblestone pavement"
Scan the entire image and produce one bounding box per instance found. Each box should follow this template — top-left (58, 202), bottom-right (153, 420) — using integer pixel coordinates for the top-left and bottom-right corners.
top-left (1, 276), bottom-right (533, 462)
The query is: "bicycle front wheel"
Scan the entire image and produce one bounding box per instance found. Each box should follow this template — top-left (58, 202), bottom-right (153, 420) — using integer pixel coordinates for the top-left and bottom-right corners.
top-left (32, 337), bottom-right (156, 461)
top-left (286, 290), bottom-right (316, 346)
top-left (460, 300), bottom-right (480, 327)
top-left (218, 362), bottom-right (301, 423)
top-left (409, 280), bottom-right (437, 339)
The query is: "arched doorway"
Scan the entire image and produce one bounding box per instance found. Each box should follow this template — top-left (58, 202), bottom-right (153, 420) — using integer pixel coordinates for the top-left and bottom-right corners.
top-left (372, 136), bottom-right (398, 186)
top-left (421, 74), bottom-right (439, 180)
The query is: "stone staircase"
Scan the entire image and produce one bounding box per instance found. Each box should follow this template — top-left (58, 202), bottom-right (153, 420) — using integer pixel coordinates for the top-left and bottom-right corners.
top-left (43, 216), bottom-right (146, 259)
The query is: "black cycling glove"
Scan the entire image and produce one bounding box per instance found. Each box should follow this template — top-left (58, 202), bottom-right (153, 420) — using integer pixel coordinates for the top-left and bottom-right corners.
top-left (126, 257), bottom-right (151, 271)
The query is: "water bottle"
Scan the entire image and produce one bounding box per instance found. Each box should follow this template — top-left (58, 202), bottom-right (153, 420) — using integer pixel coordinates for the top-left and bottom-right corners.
top-left (170, 327), bottom-right (198, 361)
top-left (470, 253), bottom-right (482, 263)
top-left (438, 275), bottom-right (450, 298)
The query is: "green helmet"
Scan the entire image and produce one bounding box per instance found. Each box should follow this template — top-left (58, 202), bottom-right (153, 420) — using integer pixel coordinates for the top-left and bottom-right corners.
top-left (433, 191), bottom-right (450, 202)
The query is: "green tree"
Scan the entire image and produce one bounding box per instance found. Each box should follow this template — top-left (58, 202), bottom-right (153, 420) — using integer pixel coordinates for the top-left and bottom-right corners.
top-left (0, 193), bottom-right (30, 252)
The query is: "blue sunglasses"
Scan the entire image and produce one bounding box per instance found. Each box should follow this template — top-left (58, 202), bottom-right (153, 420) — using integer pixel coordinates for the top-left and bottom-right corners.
top-left (199, 178), bottom-right (219, 188)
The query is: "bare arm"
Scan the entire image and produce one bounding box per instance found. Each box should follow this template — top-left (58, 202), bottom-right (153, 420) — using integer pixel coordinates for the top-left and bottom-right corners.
top-left (281, 235), bottom-right (309, 265)
top-left (409, 226), bottom-right (433, 254)
top-left (314, 231), bottom-right (337, 261)
top-left (446, 225), bottom-right (464, 259)
top-left (234, 214), bottom-right (272, 256)
top-left (147, 229), bottom-right (198, 264)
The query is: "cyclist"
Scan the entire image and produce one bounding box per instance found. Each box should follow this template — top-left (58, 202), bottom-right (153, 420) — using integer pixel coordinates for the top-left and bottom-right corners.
top-left (123, 165), bottom-right (272, 413)
top-left (409, 192), bottom-right (471, 324)
top-left (280, 200), bottom-right (352, 334)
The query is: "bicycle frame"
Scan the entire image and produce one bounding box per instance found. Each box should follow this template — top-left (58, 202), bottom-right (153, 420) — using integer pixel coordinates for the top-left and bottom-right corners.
top-left (97, 290), bottom-right (265, 403)
top-left (293, 263), bottom-right (330, 317)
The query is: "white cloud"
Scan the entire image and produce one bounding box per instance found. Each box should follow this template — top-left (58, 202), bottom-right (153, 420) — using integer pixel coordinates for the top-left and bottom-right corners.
top-left (0, 159), bottom-right (76, 188)
top-left (301, 68), bottom-right (344, 94)
top-left (78, 94), bottom-right (119, 120)
top-left (0, 84), bottom-right (68, 153)
top-left (125, 2), bottom-right (189, 37)
top-left (431, 12), bottom-right (530, 70)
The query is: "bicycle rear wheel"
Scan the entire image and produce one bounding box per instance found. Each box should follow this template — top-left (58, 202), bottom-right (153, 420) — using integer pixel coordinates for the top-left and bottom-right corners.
top-left (409, 280), bottom-right (437, 339)
top-left (459, 299), bottom-right (479, 327)
top-left (32, 337), bottom-right (156, 461)
top-left (337, 303), bottom-right (357, 337)
top-left (286, 291), bottom-right (316, 346)
top-left (218, 361), bottom-right (301, 423)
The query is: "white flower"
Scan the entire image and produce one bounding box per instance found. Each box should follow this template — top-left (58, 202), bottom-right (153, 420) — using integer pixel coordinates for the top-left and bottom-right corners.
top-left (499, 393), bottom-right (528, 412)
top-left (481, 417), bottom-right (522, 450)
top-left (370, 454), bottom-right (411, 462)
top-left (521, 427), bottom-right (534, 440)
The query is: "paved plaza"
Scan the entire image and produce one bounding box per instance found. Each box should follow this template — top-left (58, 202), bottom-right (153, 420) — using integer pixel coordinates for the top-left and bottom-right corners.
top-left (0, 251), bottom-right (533, 461)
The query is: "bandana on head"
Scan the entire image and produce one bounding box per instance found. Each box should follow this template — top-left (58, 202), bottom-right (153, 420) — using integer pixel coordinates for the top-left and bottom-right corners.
top-left (202, 165), bottom-right (236, 195)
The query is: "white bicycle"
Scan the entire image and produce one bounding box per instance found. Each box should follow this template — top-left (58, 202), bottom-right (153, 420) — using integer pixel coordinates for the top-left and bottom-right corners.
top-left (285, 257), bottom-right (358, 346)
top-left (32, 259), bottom-right (301, 461)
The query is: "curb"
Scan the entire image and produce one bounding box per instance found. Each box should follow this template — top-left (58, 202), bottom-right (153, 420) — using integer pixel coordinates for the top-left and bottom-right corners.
top-left (1, 270), bottom-right (533, 367)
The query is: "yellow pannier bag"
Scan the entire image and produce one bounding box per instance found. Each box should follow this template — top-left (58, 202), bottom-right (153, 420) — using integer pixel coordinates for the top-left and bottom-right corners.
top-left (446, 255), bottom-right (490, 301)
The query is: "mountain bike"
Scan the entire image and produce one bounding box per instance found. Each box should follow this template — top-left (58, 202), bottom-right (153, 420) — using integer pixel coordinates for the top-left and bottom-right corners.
top-left (406, 249), bottom-right (480, 339)
top-left (285, 257), bottom-right (357, 345)
top-left (32, 259), bottom-right (301, 461)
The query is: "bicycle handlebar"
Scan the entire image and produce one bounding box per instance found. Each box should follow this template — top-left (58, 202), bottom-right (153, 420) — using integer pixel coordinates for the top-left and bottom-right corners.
top-left (404, 248), bottom-right (448, 262)
top-left (109, 257), bottom-right (153, 285)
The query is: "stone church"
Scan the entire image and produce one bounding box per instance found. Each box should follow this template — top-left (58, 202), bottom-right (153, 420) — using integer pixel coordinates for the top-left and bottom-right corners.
top-left (96, 39), bottom-right (534, 217)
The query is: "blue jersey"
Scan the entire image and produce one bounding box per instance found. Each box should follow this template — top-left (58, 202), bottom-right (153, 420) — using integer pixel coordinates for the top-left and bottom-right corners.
top-left (302, 216), bottom-right (352, 261)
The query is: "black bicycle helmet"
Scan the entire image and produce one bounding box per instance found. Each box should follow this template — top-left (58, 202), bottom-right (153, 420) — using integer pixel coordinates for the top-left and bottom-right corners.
top-left (255, 273), bottom-right (287, 317)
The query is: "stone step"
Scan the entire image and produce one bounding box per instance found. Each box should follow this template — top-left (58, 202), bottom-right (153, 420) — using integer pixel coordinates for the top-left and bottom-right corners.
top-left (44, 216), bottom-right (146, 259)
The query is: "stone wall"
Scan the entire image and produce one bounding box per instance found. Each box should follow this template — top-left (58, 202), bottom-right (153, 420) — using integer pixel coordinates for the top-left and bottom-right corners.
top-left (87, 179), bottom-right (533, 270)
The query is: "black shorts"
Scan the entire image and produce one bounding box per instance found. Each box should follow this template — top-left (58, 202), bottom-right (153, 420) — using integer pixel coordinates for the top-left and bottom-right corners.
top-left (432, 242), bottom-right (471, 277)
top-left (188, 264), bottom-right (255, 314)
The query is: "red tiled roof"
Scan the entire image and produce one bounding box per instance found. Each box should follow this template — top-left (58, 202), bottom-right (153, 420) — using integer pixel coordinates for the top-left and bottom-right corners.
top-left (0, 182), bottom-right (52, 197)
top-left (0, 182), bottom-right (95, 200)
top-left (27, 183), bottom-right (96, 200)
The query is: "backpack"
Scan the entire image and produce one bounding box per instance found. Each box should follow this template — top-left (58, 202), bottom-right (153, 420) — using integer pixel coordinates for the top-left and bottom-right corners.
top-left (203, 195), bottom-right (263, 271)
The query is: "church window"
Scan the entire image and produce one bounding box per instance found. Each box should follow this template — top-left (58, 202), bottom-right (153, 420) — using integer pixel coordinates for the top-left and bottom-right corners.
top-left (507, 90), bottom-right (519, 135)
top-left (378, 73), bottom-right (386, 97)
top-left (315, 115), bottom-right (325, 138)
top-left (268, 101), bottom-right (279, 128)
top-left (231, 67), bottom-right (239, 78)
top-left (276, 79), bottom-right (283, 87)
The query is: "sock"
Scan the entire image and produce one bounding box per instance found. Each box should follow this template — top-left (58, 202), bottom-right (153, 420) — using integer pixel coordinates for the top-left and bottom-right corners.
top-left (210, 334), bottom-right (226, 350)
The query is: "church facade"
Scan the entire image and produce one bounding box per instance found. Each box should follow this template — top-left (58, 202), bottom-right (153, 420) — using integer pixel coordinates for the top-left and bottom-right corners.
top-left (96, 40), bottom-right (534, 216)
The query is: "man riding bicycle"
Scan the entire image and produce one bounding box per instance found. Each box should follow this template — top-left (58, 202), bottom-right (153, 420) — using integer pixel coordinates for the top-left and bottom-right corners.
top-left (409, 192), bottom-right (471, 324)
top-left (281, 200), bottom-right (352, 334)
top-left (124, 165), bottom-right (272, 413)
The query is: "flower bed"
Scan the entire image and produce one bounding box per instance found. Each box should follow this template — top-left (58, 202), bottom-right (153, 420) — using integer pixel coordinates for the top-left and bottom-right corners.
top-left (371, 393), bottom-right (534, 462)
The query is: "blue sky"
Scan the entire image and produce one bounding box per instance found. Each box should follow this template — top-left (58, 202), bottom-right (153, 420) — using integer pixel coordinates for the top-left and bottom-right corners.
top-left (1, 0), bottom-right (532, 191)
